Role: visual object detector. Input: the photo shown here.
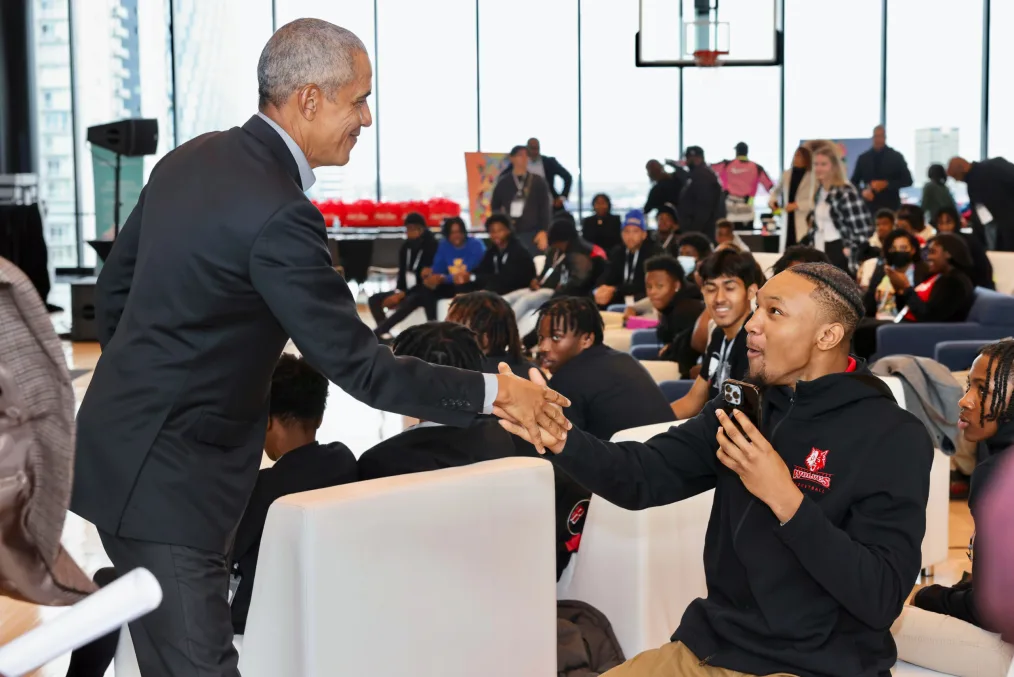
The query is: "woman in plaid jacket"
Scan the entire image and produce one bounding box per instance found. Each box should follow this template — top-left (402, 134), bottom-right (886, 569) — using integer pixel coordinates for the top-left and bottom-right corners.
top-left (808, 143), bottom-right (874, 272)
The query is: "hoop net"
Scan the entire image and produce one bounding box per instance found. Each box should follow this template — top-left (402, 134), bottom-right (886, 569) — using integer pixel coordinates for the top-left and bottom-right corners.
top-left (693, 50), bottom-right (728, 67)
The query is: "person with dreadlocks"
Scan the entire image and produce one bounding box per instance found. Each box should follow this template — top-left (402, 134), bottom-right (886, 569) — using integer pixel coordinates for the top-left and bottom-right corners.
top-left (535, 296), bottom-right (674, 440)
top-left (911, 338), bottom-right (1014, 629)
top-left (502, 263), bottom-right (933, 677)
top-left (446, 291), bottom-right (540, 379)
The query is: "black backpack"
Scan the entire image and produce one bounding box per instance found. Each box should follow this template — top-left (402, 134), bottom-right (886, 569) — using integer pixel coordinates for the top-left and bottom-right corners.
top-left (557, 600), bottom-right (625, 677)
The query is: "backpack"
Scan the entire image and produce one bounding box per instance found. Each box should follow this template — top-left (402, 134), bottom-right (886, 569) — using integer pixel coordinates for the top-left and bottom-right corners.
top-left (0, 256), bottom-right (94, 604)
top-left (557, 600), bottom-right (625, 677)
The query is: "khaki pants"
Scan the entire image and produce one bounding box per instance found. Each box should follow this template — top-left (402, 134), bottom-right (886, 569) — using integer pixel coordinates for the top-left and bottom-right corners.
top-left (605, 642), bottom-right (796, 677)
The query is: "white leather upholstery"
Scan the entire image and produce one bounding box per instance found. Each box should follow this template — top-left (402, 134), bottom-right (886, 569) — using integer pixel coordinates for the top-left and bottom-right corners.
top-left (533, 254), bottom-right (546, 277)
top-left (987, 251), bottom-right (1014, 295)
top-left (603, 327), bottom-right (633, 352)
top-left (892, 605), bottom-right (1014, 677)
top-left (639, 360), bottom-right (682, 384)
top-left (558, 420), bottom-right (713, 659)
top-left (859, 257), bottom-right (879, 288)
top-left (751, 251), bottom-right (779, 277)
top-left (114, 627), bottom-right (141, 677)
top-left (237, 457), bottom-right (557, 677)
top-left (436, 297), bottom-right (451, 321)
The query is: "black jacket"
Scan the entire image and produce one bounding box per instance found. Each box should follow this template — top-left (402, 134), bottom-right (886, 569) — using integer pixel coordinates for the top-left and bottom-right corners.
top-left (651, 230), bottom-right (682, 258)
top-left (959, 231), bottom-right (994, 289)
top-left (581, 213), bottom-right (622, 252)
top-left (548, 344), bottom-right (676, 440)
top-left (396, 230), bottom-right (438, 292)
top-left (657, 294), bottom-right (706, 372)
top-left (473, 235), bottom-right (536, 295)
top-left (896, 268), bottom-right (975, 323)
top-left (680, 164), bottom-right (724, 239)
top-left (72, 115), bottom-right (486, 554)
top-left (500, 155), bottom-right (573, 199)
top-left (850, 146), bottom-right (914, 212)
top-left (231, 442), bottom-right (357, 633)
top-left (966, 157), bottom-right (1014, 251)
top-left (863, 260), bottom-right (932, 318)
top-left (598, 240), bottom-right (663, 301)
top-left (542, 239), bottom-right (607, 298)
top-left (481, 353), bottom-right (542, 380)
top-left (490, 172), bottom-right (553, 235)
top-left (644, 170), bottom-right (689, 214)
top-left (549, 361), bottom-right (932, 677)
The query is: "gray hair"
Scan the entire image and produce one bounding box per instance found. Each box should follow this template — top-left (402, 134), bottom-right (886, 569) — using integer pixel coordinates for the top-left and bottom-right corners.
top-left (257, 18), bottom-right (367, 110)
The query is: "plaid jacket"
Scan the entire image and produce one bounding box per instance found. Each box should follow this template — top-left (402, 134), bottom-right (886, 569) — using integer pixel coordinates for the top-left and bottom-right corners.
top-left (816, 184), bottom-right (874, 268)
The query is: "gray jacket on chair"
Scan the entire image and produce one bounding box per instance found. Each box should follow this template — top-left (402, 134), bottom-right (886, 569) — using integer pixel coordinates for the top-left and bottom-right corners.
top-left (871, 355), bottom-right (962, 454)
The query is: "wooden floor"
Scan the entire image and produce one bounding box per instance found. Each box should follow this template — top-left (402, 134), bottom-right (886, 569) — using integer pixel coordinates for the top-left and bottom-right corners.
top-left (0, 329), bottom-right (977, 675)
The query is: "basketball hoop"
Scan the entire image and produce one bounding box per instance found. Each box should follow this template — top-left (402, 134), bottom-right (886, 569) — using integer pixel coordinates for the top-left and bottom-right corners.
top-left (693, 49), bottom-right (727, 67)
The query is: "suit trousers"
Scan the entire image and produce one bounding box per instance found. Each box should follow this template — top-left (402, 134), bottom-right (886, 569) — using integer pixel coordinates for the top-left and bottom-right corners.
top-left (99, 530), bottom-right (240, 677)
top-left (605, 642), bottom-right (796, 677)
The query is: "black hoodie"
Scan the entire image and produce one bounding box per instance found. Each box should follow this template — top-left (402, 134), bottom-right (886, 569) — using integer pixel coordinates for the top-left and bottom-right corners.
top-left (549, 359), bottom-right (933, 677)
top-left (473, 235), bottom-right (536, 295)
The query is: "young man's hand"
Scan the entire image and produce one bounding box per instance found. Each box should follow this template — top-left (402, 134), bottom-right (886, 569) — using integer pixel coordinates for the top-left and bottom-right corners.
top-left (493, 364), bottom-right (571, 456)
top-left (534, 231), bottom-right (549, 251)
top-left (715, 408), bottom-right (803, 524)
top-left (594, 285), bottom-right (616, 307)
top-left (382, 291), bottom-right (406, 308)
top-left (424, 274), bottom-right (445, 290)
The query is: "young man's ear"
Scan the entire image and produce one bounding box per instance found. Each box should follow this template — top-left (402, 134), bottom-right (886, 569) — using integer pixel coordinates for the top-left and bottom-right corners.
top-left (815, 322), bottom-right (847, 353)
top-left (748, 283), bottom-right (759, 300)
top-left (580, 333), bottom-right (595, 350)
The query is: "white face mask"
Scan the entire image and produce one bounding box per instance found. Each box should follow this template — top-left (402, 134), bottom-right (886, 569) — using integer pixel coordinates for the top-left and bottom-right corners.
top-left (678, 256), bottom-right (697, 277)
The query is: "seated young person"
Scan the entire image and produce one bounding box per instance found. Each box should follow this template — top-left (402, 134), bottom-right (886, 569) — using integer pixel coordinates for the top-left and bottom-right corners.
top-left (593, 209), bottom-right (662, 309)
top-left (771, 244), bottom-right (830, 276)
top-left (869, 208), bottom-right (896, 251)
top-left (654, 202), bottom-right (682, 256)
top-left (446, 290), bottom-right (540, 379)
top-left (473, 213), bottom-right (536, 295)
top-left (368, 211), bottom-right (438, 329)
top-left (934, 205), bottom-right (994, 290)
top-left (581, 192), bottom-right (623, 253)
top-left (862, 229), bottom-right (930, 319)
top-left (643, 255), bottom-right (706, 371)
top-left (504, 263), bottom-right (933, 677)
top-left (670, 249), bottom-right (759, 419)
top-left (535, 296), bottom-right (675, 439)
top-left (715, 219), bottom-right (751, 252)
top-left (912, 339), bottom-right (1014, 629)
top-left (374, 216), bottom-right (486, 337)
top-left (677, 232), bottom-right (714, 276)
top-left (897, 203), bottom-right (936, 243)
top-left (231, 355), bottom-right (358, 634)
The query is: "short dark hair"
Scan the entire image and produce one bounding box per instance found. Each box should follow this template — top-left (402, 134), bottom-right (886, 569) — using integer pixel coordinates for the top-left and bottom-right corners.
top-left (697, 249), bottom-right (759, 287)
top-left (485, 213), bottom-right (512, 233)
top-left (591, 193), bottom-right (612, 210)
top-left (977, 339), bottom-right (1014, 427)
top-left (441, 216), bottom-right (467, 240)
top-left (896, 204), bottom-right (925, 232)
top-left (882, 228), bottom-right (922, 256)
top-left (929, 232), bottom-right (974, 271)
top-left (928, 163), bottom-right (947, 183)
top-left (932, 205), bottom-right (961, 229)
top-left (716, 219), bottom-right (734, 232)
top-left (391, 322), bottom-right (484, 371)
top-left (875, 208), bottom-right (896, 222)
top-left (678, 233), bottom-right (714, 259)
top-left (656, 202), bottom-right (678, 222)
top-left (772, 245), bottom-right (830, 276)
top-left (787, 262), bottom-right (865, 339)
top-left (447, 291), bottom-right (523, 360)
top-left (644, 254), bottom-right (686, 285)
top-left (270, 355), bottom-right (329, 426)
top-left (510, 144), bottom-right (527, 157)
top-left (548, 215), bottom-right (578, 244)
top-left (536, 296), bottom-right (604, 346)
top-left (404, 211), bottom-right (427, 228)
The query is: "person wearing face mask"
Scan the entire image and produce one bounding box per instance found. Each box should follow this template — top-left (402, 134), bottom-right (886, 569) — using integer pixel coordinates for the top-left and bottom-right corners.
top-left (862, 229), bottom-right (929, 319)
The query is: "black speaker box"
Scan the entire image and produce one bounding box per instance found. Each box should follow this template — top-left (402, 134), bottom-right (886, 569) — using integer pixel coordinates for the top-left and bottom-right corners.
top-left (87, 118), bottom-right (159, 157)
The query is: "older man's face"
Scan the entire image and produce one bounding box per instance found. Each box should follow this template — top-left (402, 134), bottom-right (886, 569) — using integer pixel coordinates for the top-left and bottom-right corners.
top-left (315, 50), bottom-right (373, 167)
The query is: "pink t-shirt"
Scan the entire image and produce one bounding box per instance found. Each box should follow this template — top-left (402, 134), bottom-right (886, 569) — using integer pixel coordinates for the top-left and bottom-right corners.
top-left (711, 158), bottom-right (774, 198)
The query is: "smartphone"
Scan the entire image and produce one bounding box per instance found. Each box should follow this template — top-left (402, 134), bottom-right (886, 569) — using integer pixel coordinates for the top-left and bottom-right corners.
top-left (721, 379), bottom-right (762, 436)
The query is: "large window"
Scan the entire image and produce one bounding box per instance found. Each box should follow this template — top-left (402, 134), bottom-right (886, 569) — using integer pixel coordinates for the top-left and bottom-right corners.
top-left (988, 0), bottom-right (1013, 158)
top-left (783, 0), bottom-right (883, 166)
top-left (376, 0), bottom-right (477, 209)
top-left (275, 0), bottom-right (378, 201)
top-left (477, 0), bottom-right (579, 204)
top-left (172, 0), bottom-right (272, 144)
top-left (579, 0), bottom-right (679, 217)
top-left (886, 0), bottom-right (983, 200)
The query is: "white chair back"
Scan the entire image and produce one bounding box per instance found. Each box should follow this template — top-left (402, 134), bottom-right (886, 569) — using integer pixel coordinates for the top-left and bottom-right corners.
top-left (859, 257), bottom-right (879, 288)
top-left (238, 457), bottom-right (557, 677)
top-left (533, 254), bottom-right (547, 277)
top-left (987, 251), bottom-right (1014, 295)
top-left (752, 251), bottom-right (779, 277)
top-left (559, 420), bottom-right (713, 660)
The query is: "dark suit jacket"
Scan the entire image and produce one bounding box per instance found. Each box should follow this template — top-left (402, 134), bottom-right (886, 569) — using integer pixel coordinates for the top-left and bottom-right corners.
top-left (72, 115), bottom-right (486, 554)
top-left (581, 213), bottom-right (623, 252)
top-left (967, 157), bottom-right (1014, 251)
top-left (850, 146), bottom-right (914, 212)
top-left (679, 165), bottom-right (723, 239)
top-left (598, 240), bottom-right (663, 301)
top-left (230, 441), bottom-right (357, 633)
top-left (644, 170), bottom-right (688, 214)
top-left (500, 155), bottom-right (573, 199)
top-left (473, 235), bottom-right (536, 295)
top-left (396, 230), bottom-right (438, 292)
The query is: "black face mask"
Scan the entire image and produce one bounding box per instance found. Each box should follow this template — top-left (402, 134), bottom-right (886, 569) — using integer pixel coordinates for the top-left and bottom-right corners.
top-left (886, 251), bottom-right (913, 268)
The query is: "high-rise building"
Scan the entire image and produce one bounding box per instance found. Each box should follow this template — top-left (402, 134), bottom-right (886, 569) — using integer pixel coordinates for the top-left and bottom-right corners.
top-left (914, 127), bottom-right (960, 185)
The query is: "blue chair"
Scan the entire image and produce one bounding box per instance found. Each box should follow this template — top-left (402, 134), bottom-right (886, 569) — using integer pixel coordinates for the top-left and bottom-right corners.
top-left (874, 288), bottom-right (1014, 359)
top-left (631, 344), bottom-right (663, 360)
top-left (629, 329), bottom-right (658, 348)
top-left (659, 380), bottom-right (694, 401)
top-left (607, 304), bottom-right (626, 313)
top-left (934, 339), bottom-right (993, 371)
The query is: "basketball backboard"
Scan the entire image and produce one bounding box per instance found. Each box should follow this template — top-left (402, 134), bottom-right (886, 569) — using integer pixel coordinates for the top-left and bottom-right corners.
top-left (637, 0), bottom-right (783, 67)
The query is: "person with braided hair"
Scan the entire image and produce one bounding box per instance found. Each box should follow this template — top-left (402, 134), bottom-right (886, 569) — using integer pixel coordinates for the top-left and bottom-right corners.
top-left (912, 338), bottom-right (1014, 629)
top-left (446, 291), bottom-right (540, 379)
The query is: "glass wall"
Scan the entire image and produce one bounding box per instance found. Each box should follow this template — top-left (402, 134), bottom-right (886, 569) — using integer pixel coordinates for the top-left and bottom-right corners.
top-left (275, 0), bottom-right (378, 201)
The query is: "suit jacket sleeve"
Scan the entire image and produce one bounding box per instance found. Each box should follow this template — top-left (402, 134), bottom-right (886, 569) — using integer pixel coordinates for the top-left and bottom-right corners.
top-left (94, 185), bottom-right (147, 348)
top-left (850, 155), bottom-right (865, 187)
top-left (490, 179), bottom-right (507, 213)
top-left (249, 200), bottom-right (485, 425)
top-left (536, 177), bottom-right (552, 230)
top-left (232, 469), bottom-right (276, 564)
top-left (549, 157), bottom-right (573, 199)
top-left (889, 150), bottom-right (914, 191)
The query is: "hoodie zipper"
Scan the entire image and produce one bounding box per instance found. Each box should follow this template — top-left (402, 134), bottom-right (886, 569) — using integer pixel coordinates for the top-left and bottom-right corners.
top-left (732, 391), bottom-right (797, 543)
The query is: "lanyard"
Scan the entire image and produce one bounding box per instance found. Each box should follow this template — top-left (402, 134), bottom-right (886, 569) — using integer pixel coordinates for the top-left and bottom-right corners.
top-left (406, 248), bottom-right (423, 272)
top-left (513, 173), bottom-right (530, 198)
top-left (714, 336), bottom-right (733, 383)
top-left (493, 250), bottom-right (509, 273)
top-left (540, 250), bottom-right (565, 284)
top-left (662, 233), bottom-right (675, 249)
top-left (623, 249), bottom-right (640, 285)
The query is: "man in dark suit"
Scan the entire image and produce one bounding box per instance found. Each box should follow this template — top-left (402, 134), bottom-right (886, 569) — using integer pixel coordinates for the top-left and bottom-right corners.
top-left (948, 155), bottom-right (1014, 251)
top-left (500, 137), bottom-right (573, 211)
top-left (679, 146), bottom-right (724, 240)
top-left (71, 19), bottom-right (568, 677)
top-left (851, 125), bottom-right (914, 212)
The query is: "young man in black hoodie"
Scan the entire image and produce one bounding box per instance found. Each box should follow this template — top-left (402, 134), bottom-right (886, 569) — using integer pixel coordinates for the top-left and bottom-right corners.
top-left (367, 212), bottom-right (437, 327)
top-left (503, 263), bottom-right (933, 677)
top-left (473, 213), bottom-right (536, 295)
top-left (446, 291), bottom-right (541, 379)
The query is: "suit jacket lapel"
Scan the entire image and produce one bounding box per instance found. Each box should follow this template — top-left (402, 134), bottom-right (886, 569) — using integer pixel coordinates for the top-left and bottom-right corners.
top-left (241, 115), bottom-right (302, 187)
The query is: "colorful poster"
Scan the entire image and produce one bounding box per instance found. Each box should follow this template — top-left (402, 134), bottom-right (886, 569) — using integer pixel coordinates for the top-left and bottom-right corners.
top-left (465, 151), bottom-right (509, 228)
top-left (800, 138), bottom-right (873, 178)
top-left (91, 145), bottom-right (144, 241)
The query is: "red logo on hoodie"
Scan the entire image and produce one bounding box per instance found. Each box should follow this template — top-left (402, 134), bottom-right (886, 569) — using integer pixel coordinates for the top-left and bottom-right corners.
top-left (793, 448), bottom-right (832, 491)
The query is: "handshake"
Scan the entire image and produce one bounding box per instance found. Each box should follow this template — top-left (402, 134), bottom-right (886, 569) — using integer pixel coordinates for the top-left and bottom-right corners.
top-left (491, 363), bottom-right (571, 455)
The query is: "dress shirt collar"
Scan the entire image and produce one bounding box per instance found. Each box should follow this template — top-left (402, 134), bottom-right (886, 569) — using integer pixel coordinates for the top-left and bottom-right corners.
top-left (255, 112), bottom-right (316, 192)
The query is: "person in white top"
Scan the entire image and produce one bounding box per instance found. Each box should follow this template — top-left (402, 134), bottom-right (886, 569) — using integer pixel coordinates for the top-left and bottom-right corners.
top-left (809, 144), bottom-right (874, 273)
